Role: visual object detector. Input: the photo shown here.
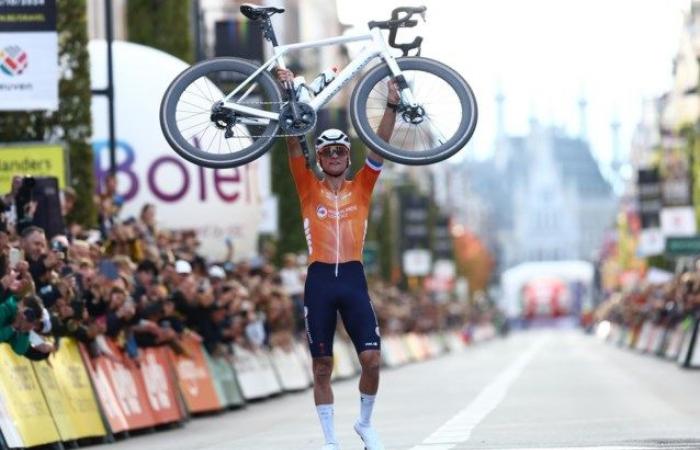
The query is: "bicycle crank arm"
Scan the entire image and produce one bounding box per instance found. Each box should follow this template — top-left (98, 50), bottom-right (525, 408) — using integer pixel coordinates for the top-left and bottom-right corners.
top-left (282, 80), bottom-right (302, 120)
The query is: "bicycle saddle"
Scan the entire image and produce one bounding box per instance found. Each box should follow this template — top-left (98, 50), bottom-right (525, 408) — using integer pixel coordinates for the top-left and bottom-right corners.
top-left (240, 4), bottom-right (285, 21)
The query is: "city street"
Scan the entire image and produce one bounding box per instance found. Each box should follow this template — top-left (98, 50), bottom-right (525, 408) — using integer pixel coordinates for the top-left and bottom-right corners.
top-left (85, 329), bottom-right (700, 450)
top-left (3, 2), bottom-right (700, 450)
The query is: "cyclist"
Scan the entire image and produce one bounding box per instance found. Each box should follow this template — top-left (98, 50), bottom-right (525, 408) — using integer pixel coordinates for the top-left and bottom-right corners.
top-left (277, 68), bottom-right (398, 450)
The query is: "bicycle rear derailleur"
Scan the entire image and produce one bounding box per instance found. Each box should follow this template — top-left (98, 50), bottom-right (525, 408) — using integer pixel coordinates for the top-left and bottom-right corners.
top-left (211, 102), bottom-right (238, 138)
top-left (279, 101), bottom-right (316, 135)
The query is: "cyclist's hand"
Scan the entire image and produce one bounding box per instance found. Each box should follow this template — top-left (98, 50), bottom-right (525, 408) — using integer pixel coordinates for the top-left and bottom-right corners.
top-left (387, 79), bottom-right (400, 105)
top-left (276, 68), bottom-right (294, 84)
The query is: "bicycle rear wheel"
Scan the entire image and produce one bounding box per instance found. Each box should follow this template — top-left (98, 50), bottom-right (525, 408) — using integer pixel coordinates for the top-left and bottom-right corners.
top-left (160, 57), bottom-right (281, 169)
top-left (350, 57), bottom-right (477, 165)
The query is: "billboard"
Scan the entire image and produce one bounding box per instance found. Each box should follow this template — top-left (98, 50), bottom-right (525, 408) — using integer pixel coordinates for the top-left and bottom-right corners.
top-left (89, 41), bottom-right (270, 260)
top-left (0, 144), bottom-right (66, 193)
top-left (0, 0), bottom-right (58, 110)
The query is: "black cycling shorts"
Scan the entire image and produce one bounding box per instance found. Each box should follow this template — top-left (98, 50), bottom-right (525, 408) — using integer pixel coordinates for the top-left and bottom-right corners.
top-left (304, 261), bottom-right (381, 358)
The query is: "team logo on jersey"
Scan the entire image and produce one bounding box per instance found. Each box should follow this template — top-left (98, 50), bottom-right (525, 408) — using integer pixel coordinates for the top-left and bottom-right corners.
top-left (316, 205), bottom-right (328, 219)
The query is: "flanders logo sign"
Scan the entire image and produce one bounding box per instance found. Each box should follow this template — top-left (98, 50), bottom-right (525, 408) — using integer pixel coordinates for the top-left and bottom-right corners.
top-left (0, 46), bottom-right (28, 76)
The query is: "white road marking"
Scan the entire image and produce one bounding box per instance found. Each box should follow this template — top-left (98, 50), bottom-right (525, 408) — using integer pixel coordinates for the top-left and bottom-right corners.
top-left (409, 336), bottom-right (548, 450)
top-left (463, 448), bottom-right (698, 450)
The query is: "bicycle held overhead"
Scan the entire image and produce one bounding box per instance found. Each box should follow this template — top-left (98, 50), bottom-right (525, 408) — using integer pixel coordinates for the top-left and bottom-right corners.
top-left (159, 4), bottom-right (478, 169)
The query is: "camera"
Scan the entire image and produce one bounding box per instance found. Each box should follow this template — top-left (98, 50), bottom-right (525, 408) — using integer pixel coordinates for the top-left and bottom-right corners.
top-left (15, 176), bottom-right (36, 203)
top-left (51, 240), bottom-right (68, 254)
top-left (23, 308), bottom-right (37, 322)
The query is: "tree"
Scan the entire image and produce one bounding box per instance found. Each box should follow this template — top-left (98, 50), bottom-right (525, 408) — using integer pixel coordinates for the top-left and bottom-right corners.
top-left (271, 140), bottom-right (306, 263)
top-left (126, 0), bottom-right (193, 63)
top-left (679, 124), bottom-right (700, 231)
top-left (454, 231), bottom-right (493, 295)
top-left (0, 0), bottom-right (95, 226)
top-left (349, 137), bottom-right (367, 174)
top-left (376, 190), bottom-right (396, 282)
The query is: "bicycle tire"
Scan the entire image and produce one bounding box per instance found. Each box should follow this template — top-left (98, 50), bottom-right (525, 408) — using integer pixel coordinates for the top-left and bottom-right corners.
top-left (350, 57), bottom-right (478, 165)
top-left (160, 57), bottom-right (282, 169)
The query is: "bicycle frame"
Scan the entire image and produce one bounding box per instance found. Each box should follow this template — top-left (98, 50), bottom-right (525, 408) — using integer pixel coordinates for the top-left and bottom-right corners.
top-left (221, 27), bottom-right (417, 124)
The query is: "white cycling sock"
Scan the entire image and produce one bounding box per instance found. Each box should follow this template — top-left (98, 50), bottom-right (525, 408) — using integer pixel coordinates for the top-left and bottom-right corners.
top-left (316, 404), bottom-right (337, 444)
top-left (358, 393), bottom-right (376, 427)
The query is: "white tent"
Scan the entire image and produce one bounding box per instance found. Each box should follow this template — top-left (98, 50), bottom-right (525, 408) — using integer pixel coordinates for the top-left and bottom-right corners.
top-left (500, 260), bottom-right (594, 318)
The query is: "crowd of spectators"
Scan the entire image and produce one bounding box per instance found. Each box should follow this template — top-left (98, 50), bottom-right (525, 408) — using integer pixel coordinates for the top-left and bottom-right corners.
top-left (0, 175), bottom-right (485, 363)
top-left (593, 267), bottom-right (700, 333)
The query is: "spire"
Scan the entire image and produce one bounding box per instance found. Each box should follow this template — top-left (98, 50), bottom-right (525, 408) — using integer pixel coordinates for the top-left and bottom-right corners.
top-left (578, 96), bottom-right (588, 141)
top-left (610, 117), bottom-right (621, 173)
top-left (495, 90), bottom-right (505, 139)
top-left (493, 89), bottom-right (508, 171)
top-left (528, 100), bottom-right (538, 131)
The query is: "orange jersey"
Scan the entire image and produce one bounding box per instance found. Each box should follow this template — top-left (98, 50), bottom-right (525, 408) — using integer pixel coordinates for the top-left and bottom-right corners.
top-left (289, 155), bottom-right (381, 266)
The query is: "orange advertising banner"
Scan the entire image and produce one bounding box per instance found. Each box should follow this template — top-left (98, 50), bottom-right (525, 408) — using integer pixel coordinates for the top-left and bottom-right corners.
top-left (80, 339), bottom-right (158, 432)
top-left (100, 339), bottom-right (158, 430)
top-left (79, 344), bottom-right (129, 433)
top-left (138, 346), bottom-right (183, 424)
top-left (168, 337), bottom-right (223, 413)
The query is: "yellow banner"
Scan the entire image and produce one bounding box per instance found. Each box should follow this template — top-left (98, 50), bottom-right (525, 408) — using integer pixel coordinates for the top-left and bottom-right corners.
top-left (33, 360), bottom-right (79, 441)
top-left (0, 144), bottom-right (66, 193)
top-left (47, 338), bottom-right (106, 439)
top-left (0, 344), bottom-right (60, 447)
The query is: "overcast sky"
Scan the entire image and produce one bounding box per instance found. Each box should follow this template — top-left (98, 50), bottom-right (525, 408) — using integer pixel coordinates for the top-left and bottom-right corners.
top-left (337, 0), bottom-right (689, 167)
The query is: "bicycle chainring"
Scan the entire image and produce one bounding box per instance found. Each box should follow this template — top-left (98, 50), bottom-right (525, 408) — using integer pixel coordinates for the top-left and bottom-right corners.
top-left (279, 102), bottom-right (317, 135)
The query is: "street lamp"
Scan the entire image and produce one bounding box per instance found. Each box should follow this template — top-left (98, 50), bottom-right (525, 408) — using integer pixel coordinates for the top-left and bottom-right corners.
top-left (90, 0), bottom-right (116, 175)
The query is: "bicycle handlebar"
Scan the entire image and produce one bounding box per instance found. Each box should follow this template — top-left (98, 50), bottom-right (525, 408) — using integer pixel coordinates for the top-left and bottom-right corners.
top-left (368, 6), bottom-right (426, 56)
top-left (368, 6), bottom-right (425, 30)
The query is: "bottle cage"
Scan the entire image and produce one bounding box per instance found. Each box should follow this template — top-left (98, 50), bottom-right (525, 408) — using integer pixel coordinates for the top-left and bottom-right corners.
top-left (368, 6), bottom-right (426, 57)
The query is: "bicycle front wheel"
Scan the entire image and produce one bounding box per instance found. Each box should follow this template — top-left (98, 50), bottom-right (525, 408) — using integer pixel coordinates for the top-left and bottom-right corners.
top-left (350, 57), bottom-right (477, 165)
top-left (160, 57), bottom-right (281, 169)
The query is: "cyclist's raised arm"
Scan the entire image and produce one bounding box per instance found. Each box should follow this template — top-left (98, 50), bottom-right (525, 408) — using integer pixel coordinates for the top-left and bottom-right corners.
top-left (370, 79), bottom-right (400, 164)
top-left (285, 136), bottom-right (303, 158)
top-left (276, 68), bottom-right (303, 158)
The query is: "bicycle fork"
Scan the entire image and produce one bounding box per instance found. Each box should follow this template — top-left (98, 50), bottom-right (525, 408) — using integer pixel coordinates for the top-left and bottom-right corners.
top-left (385, 64), bottom-right (419, 109)
top-left (375, 27), bottom-right (419, 109)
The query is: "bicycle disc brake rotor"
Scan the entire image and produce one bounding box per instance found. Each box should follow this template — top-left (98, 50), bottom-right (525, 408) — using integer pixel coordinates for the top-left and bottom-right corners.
top-left (401, 105), bottom-right (426, 125)
top-left (279, 102), bottom-right (316, 135)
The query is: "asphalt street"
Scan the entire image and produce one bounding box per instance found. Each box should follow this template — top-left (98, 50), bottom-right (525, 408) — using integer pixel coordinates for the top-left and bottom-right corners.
top-left (84, 328), bottom-right (700, 450)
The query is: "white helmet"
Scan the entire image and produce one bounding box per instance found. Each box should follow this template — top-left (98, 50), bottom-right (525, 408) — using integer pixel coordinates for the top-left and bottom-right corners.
top-left (315, 128), bottom-right (351, 151)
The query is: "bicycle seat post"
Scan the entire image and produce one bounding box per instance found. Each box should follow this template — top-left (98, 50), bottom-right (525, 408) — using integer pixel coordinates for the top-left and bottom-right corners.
top-left (257, 14), bottom-right (300, 121)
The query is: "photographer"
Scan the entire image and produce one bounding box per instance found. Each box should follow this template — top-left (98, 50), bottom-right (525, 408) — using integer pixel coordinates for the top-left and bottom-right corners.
top-left (0, 293), bottom-right (45, 356)
top-left (21, 226), bottom-right (63, 292)
top-left (13, 176), bottom-right (38, 237)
